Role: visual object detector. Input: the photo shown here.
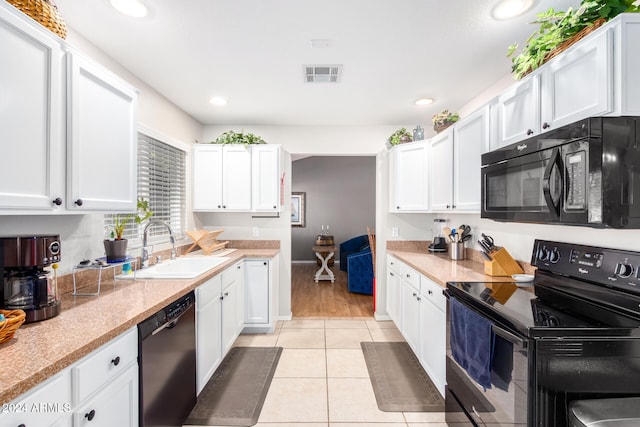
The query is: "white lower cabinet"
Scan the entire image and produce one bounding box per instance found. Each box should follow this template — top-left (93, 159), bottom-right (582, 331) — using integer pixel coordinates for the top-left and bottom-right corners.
top-left (418, 277), bottom-right (446, 397)
top-left (388, 255), bottom-right (446, 397)
top-left (221, 261), bottom-right (244, 355)
top-left (73, 363), bottom-right (138, 427)
top-left (0, 328), bottom-right (138, 427)
top-left (196, 275), bottom-right (223, 394)
top-left (243, 257), bottom-right (279, 333)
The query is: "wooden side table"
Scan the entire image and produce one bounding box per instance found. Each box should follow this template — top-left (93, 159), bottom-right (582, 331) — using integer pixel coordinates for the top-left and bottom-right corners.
top-left (312, 245), bottom-right (336, 283)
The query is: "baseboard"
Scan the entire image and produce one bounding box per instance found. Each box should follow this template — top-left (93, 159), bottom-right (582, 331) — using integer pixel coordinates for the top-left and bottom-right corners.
top-left (278, 313), bottom-right (293, 321)
top-left (374, 312), bottom-right (391, 321)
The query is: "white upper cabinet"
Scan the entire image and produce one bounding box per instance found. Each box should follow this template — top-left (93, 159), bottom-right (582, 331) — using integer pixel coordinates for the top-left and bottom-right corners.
top-left (193, 144), bottom-right (281, 212)
top-left (429, 130), bottom-right (454, 211)
top-left (497, 75), bottom-right (540, 147)
top-left (0, 4), bottom-right (65, 211)
top-left (429, 107), bottom-right (487, 213)
top-left (389, 141), bottom-right (429, 212)
top-left (67, 51), bottom-right (138, 211)
top-left (496, 14), bottom-right (640, 149)
top-left (0, 2), bottom-right (138, 213)
top-left (453, 107), bottom-right (487, 211)
top-left (222, 145), bottom-right (252, 211)
top-left (252, 145), bottom-right (281, 212)
top-left (541, 27), bottom-right (612, 131)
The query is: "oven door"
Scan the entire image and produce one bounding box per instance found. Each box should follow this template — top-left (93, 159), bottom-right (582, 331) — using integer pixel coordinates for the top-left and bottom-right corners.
top-left (482, 146), bottom-right (565, 224)
top-left (446, 299), bottom-right (530, 426)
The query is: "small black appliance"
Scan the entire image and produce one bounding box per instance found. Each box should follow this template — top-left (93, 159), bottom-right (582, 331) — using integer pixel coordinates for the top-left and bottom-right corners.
top-left (481, 116), bottom-right (640, 228)
top-left (0, 235), bottom-right (61, 323)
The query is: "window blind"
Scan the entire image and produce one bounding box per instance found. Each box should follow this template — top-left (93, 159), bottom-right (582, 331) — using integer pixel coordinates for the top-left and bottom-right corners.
top-left (105, 133), bottom-right (186, 248)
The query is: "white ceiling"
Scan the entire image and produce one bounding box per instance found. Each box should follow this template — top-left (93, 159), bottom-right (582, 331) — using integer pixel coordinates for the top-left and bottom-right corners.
top-left (54, 0), bottom-right (578, 126)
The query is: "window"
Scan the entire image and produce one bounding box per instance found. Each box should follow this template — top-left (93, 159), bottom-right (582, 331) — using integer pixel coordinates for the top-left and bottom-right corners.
top-left (105, 133), bottom-right (186, 248)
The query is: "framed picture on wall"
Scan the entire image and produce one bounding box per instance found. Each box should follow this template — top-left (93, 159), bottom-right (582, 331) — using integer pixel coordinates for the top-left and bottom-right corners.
top-left (291, 192), bottom-right (306, 227)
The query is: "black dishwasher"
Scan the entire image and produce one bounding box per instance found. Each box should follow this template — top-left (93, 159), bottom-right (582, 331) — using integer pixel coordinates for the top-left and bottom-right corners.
top-left (138, 291), bottom-right (196, 427)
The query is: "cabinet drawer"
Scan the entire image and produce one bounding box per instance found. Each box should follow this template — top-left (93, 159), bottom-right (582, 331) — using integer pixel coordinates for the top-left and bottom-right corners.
top-left (197, 275), bottom-right (221, 310)
top-left (222, 262), bottom-right (242, 289)
top-left (1, 370), bottom-right (71, 426)
top-left (387, 256), bottom-right (401, 273)
top-left (72, 327), bottom-right (137, 404)
top-left (402, 266), bottom-right (420, 290)
top-left (420, 276), bottom-right (446, 313)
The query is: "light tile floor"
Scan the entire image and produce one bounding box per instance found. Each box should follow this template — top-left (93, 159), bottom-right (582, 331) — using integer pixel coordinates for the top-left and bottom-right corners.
top-left (225, 318), bottom-right (462, 427)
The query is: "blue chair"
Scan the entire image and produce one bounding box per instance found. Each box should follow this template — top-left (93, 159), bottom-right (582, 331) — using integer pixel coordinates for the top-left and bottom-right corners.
top-left (339, 235), bottom-right (373, 295)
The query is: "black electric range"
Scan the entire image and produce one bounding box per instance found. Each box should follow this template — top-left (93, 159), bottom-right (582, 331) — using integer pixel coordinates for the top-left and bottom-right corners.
top-left (444, 240), bottom-right (640, 427)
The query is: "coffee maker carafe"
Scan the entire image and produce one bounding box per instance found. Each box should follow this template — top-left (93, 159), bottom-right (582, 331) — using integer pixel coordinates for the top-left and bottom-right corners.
top-left (1, 236), bottom-right (61, 323)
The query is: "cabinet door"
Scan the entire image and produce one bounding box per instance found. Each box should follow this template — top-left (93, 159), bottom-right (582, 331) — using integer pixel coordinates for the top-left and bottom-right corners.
top-left (193, 145), bottom-right (223, 210)
top-left (74, 363), bottom-right (138, 427)
top-left (196, 276), bottom-right (222, 394)
top-left (221, 280), bottom-right (238, 354)
top-left (0, 6), bottom-right (65, 210)
top-left (453, 107), bottom-right (487, 211)
top-left (67, 51), bottom-right (137, 211)
top-left (429, 130), bottom-right (454, 211)
top-left (400, 279), bottom-right (420, 353)
top-left (386, 264), bottom-right (399, 326)
top-left (541, 28), bottom-right (612, 130)
top-left (390, 142), bottom-right (429, 211)
top-left (252, 145), bottom-right (281, 212)
top-left (245, 260), bottom-right (270, 325)
top-left (222, 145), bottom-right (252, 210)
top-left (498, 75), bottom-right (540, 147)
top-left (419, 295), bottom-right (446, 397)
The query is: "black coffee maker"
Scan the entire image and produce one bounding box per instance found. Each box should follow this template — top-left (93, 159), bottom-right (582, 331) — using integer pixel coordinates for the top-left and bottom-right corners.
top-left (0, 236), bottom-right (61, 323)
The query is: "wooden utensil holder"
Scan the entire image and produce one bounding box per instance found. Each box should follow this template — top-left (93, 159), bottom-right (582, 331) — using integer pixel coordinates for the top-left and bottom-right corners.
top-left (484, 248), bottom-right (524, 276)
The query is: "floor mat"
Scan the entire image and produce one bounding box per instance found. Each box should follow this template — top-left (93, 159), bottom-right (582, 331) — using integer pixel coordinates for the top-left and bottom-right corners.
top-left (361, 341), bottom-right (444, 412)
top-left (185, 346), bottom-right (282, 426)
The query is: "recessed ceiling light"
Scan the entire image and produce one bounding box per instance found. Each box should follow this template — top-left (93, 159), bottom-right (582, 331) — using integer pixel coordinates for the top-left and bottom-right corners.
top-left (209, 96), bottom-right (227, 106)
top-left (415, 98), bottom-right (434, 106)
top-left (109, 0), bottom-right (148, 18)
top-left (491, 0), bottom-right (534, 20)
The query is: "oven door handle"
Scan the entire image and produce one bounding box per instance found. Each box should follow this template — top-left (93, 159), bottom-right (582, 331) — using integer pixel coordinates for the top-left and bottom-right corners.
top-left (492, 324), bottom-right (527, 349)
top-left (542, 147), bottom-right (563, 220)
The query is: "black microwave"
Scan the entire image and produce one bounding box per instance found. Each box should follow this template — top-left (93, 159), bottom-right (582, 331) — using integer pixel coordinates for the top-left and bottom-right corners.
top-left (481, 117), bottom-right (640, 228)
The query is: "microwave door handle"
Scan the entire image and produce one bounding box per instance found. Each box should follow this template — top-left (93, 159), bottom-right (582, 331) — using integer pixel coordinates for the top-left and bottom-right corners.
top-left (542, 147), bottom-right (563, 220)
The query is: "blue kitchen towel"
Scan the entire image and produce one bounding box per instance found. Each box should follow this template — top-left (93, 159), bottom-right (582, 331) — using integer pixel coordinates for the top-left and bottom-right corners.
top-left (449, 297), bottom-right (494, 390)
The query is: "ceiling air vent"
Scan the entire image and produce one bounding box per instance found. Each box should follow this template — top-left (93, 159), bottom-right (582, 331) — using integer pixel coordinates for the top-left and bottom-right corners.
top-left (304, 65), bottom-right (342, 83)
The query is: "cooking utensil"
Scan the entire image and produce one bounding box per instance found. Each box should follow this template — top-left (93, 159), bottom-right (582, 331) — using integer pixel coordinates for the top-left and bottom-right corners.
top-left (478, 239), bottom-right (493, 256)
top-left (459, 224), bottom-right (471, 240)
top-left (443, 227), bottom-right (452, 242)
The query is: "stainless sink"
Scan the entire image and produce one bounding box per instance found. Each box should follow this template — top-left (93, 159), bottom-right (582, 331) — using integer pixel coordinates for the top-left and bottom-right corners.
top-left (131, 256), bottom-right (230, 279)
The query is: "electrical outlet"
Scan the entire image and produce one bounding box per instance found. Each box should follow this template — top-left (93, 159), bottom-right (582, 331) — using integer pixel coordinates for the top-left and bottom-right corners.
top-left (252, 227), bottom-right (259, 237)
top-left (391, 227), bottom-right (399, 237)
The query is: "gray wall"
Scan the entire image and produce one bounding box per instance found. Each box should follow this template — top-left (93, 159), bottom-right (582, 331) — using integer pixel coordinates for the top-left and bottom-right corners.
top-left (292, 156), bottom-right (376, 262)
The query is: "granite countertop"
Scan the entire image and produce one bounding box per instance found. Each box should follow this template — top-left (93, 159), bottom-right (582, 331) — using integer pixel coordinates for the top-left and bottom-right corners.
top-left (387, 248), bottom-right (534, 288)
top-left (0, 248), bottom-right (278, 405)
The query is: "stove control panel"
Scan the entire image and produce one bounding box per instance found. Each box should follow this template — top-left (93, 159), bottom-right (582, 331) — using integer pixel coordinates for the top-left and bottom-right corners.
top-left (532, 240), bottom-right (640, 296)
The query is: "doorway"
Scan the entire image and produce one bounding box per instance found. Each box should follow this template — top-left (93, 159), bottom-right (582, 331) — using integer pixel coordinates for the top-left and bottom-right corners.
top-left (290, 155), bottom-right (376, 317)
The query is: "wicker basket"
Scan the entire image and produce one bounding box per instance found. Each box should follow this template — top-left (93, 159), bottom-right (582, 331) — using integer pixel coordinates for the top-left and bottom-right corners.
top-left (6, 0), bottom-right (67, 39)
top-left (0, 309), bottom-right (26, 344)
top-left (433, 121), bottom-right (454, 133)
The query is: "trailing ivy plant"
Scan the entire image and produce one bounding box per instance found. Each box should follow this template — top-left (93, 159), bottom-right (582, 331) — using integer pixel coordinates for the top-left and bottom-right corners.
top-left (210, 130), bottom-right (267, 145)
top-left (507, 0), bottom-right (640, 79)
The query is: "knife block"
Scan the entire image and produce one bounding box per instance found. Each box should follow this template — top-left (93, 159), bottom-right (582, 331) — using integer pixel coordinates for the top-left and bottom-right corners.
top-left (484, 248), bottom-right (524, 276)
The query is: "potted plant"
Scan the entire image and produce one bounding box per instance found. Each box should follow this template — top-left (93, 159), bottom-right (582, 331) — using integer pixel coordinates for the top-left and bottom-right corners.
top-left (387, 128), bottom-right (413, 147)
top-left (104, 198), bottom-right (153, 262)
top-left (207, 130), bottom-right (267, 145)
top-left (432, 110), bottom-right (460, 133)
top-left (507, 0), bottom-right (640, 79)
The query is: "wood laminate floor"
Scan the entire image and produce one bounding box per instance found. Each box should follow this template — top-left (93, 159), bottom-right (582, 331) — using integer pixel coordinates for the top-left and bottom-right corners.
top-left (291, 263), bottom-right (374, 317)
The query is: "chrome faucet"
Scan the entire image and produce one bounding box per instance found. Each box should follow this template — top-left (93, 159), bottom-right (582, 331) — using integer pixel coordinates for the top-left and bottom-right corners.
top-left (142, 219), bottom-right (176, 268)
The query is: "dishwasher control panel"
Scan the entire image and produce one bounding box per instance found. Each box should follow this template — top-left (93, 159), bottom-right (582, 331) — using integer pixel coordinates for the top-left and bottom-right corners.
top-left (167, 293), bottom-right (194, 321)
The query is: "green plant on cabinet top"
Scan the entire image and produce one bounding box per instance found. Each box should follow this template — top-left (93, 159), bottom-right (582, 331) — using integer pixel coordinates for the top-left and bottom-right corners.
top-left (507, 0), bottom-right (640, 79)
top-left (207, 130), bottom-right (267, 145)
top-left (388, 128), bottom-right (413, 146)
